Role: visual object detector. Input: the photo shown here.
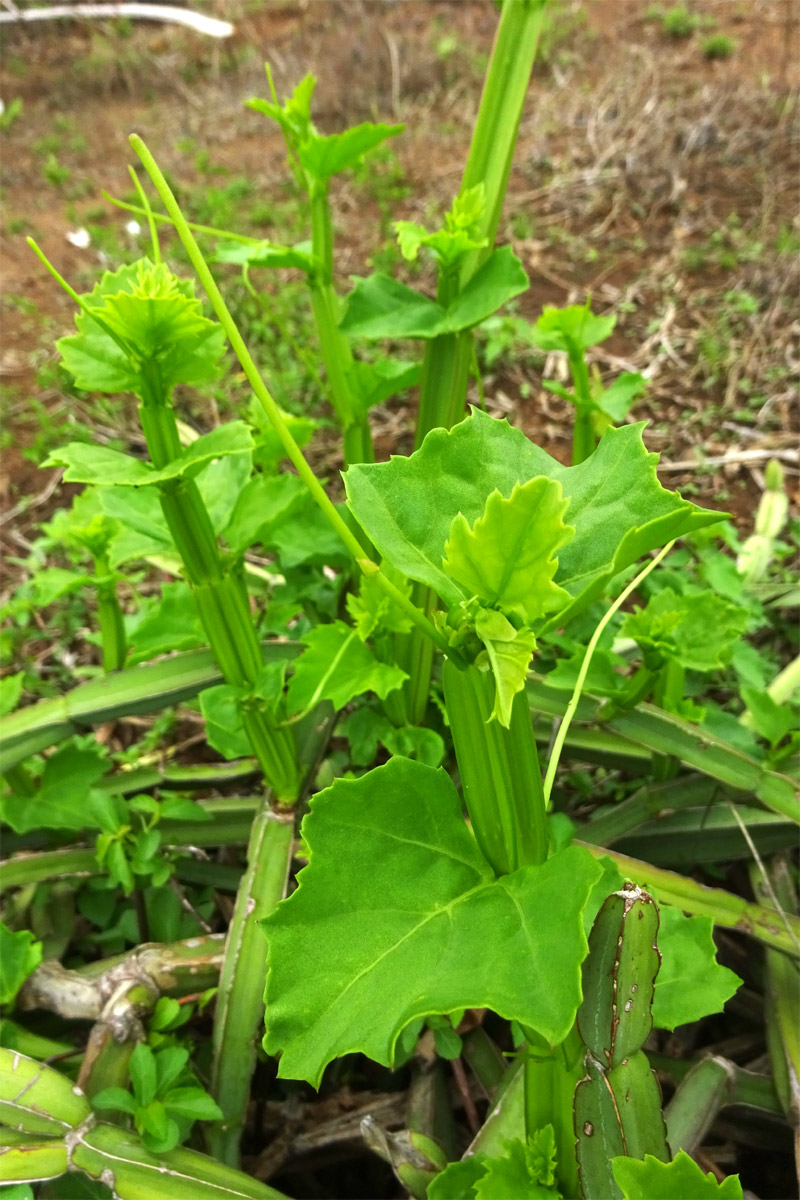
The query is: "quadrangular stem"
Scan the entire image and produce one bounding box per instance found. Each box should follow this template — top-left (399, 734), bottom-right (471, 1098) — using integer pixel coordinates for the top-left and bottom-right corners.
top-left (208, 808), bottom-right (294, 1166)
top-left (309, 187), bottom-right (374, 465)
top-left (138, 396), bottom-right (300, 803)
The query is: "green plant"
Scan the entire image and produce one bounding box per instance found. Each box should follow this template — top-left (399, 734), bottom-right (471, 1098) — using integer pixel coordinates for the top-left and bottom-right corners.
top-left (528, 299), bottom-right (647, 462)
top-left (41, 154), bottom-right (72, 189)
top-left (2, 4), bottom-right (797, 1197)
top-left (0, 1047), bottom-right (284, 1198)
top-left (93, 1042), bottom-right (223, 1153)
top-left (0, 98), bottom-right (23, 132)
top-left (702, 34), bottom-right (736, 59)
top-left (660, 4), bottom-right (701, 38)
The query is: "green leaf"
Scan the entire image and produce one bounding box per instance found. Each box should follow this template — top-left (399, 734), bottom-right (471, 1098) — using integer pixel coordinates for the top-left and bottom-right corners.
top-left (129, 1043), bottom-right (157, 1107)
top-left (345, 410), bottom-right (725, 625)
top-left (474, 608), bottom-right (538, 726)
top-left (44, 423), bottom-right (254, 487)
top-left (126, 582), bottom-right (205, 664)
top-left (623, 587), bottom-right (747, 672)
top-left (195, 448), bottom-right (253, 536)
top-left (286, 620), bottom-right (407, 715)
top-left (530, 302), bottom-right (616, 353)
top-left (475, 1130), bottom-right (562, 1199)
top-left (223, 471), bottom-right (307, 554)
top-left (88, 789), bottom-right (128, 835)
top-left (395, 184), bottom-right (488, 268)
top-left (58, 259), bottom-right (226, 396)
top-left (100, 484), bottom-right (174, 567)
top-left (29, 567), bottom-right (93, 607)
top-left (427, 1128), bottom-right (562, 1200)
top-left (611, 1151), bottom-right (743, 1199)
top-left (246, 73), bottom-right (316, 144)
top-left (213, 238), bottom-right (315, 273)
top-left (141, 1112), bottom-right (182, 1155)
top-left (91, 1086), bottom-right (138, 1116)
top-left (150, 997), bottom-right (182, 1031)
top-left (741, 686), bottom-right (795, 748)
top-left (253, 660), bottom-right (289, 719)
top-left (428, 1157), bottom-right (485, 1200)
top-left (163, 1085), bottom-right (224, 1122)
top-left (340, 709), bottom-right (444, 767)
top-left (262, 757), bottom-right (602, 1086)
top-left (443, 248), bottom-right (529, 334)
top-left (0, 671), bottom-right (24, 718)
top-left (158, 796), bottom-right (213, 823)
top-left (104, 839), bottom-right (135, 895)
top-left (251, 405), bottom-right (317, 473)
top-left (154, 1046), bottom-right (190, 1095)
top-left (298, 121), bottom-right (404, 180)
top-left (443, 478), bottom-right (573, 623)
top-left (346, 571), bottom-right (414, 638)
top-left (139, 1097), bottom-right (170, 1140)
top-left (652, 907), bottom-right (741, 1030)
top-left (382, 725), bottom-right (445, 768)
top-left (398, 226), bottom-right (485, 268)
top-left (596, 372), bottom-right (647, 422)
top-left (44, 485), bottom-right (115, 557)
top-left (342, 248), bottom-right (528, 341)
top-left (45, 443), bottom-right (154, 486)
top-left (0, 739), bottom-right (108, 833)
top-left (346, 357), bottom-right (422, 418)
top-left (341, 273), bottom-right (445, 340)
top-left (0, 922), bottom-right (43, 1005)
top-left (265, 494), bottom-right (351, 568)
top-left (431, 1024), bottom-right (463, 1060)
top-left (199, 685), bottom-right (250, 760)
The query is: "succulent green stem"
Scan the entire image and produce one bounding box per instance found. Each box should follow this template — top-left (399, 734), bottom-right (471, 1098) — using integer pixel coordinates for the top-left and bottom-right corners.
top-left (308, 186), bottom-right (373, 465)
top-left (442, 658), bottom-right (547, 875)
top-left (578, 840), bottom-right (800, 956)
top-left (93, 551), bottom-right (127, 672)
top-left (208, 809), bottom-right (293, 1165)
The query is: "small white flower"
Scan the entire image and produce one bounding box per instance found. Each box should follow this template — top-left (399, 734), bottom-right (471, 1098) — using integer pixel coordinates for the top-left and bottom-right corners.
top-left (66, 228), bottom-right (91, 249)
top-left (125, 219), bottom-right (142, 236)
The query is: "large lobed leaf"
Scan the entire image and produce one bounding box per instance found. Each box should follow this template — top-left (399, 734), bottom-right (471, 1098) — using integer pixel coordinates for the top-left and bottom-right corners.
top-left (345, 410), bottom-right (725, 625)
top-left (262, 757), bottom-right (602, 1087)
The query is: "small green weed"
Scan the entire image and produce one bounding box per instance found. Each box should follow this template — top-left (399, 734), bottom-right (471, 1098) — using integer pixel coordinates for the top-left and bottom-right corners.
top-left (41, 155), bottom-right (72, 189)
top-left (660, 4), bottom-right (702, 37)
top-left (702, 34), bottom-right (736, 59)
top-left (0, 98), bottom-right (23, 131)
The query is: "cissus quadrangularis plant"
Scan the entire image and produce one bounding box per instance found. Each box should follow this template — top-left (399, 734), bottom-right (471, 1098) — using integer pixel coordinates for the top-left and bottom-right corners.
top-left (4, 2), bottom-right (798, 1193)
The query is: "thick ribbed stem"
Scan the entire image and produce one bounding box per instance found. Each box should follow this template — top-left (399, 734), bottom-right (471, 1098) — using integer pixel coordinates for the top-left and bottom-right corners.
top-left (443, 658), bottom-right (548, 876)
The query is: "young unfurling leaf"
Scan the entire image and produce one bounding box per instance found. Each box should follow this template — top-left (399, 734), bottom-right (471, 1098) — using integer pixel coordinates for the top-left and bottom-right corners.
top-left (57, 259), bottom-right (226, 398)
top-left (443, 477), bottom-right (573, 624)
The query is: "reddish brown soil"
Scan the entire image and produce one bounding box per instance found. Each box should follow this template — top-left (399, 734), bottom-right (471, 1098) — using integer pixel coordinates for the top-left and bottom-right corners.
top-left (1, 0), bottom-right (797, 528)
